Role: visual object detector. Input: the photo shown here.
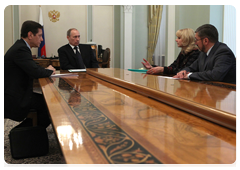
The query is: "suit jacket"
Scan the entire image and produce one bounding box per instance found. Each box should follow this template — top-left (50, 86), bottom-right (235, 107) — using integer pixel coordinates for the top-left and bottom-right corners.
top-left (4, 39), bottom-right (53, 121)
top-left (183, 41), bottom-right (236, 84)
top-left (58, 44), bottom-right (99, 70)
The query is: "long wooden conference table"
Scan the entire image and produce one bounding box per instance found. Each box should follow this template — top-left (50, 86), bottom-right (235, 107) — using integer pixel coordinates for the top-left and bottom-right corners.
top-left (38, 68), bottom-right (236, 164)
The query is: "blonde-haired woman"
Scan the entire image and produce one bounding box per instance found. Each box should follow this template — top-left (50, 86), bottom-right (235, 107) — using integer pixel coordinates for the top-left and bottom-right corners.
top-left (142, 28), bottom-right (200, 75)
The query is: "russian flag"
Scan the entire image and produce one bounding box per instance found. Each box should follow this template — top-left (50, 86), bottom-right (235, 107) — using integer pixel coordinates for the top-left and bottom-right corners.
top-left (38, 6), bottom-right (46, 57)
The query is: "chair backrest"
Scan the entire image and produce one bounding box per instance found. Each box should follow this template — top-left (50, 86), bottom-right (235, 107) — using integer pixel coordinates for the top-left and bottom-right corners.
top-left (102, 48), bottom-right (110, 68)
top-left (236, 54), bottom-right (238, 64)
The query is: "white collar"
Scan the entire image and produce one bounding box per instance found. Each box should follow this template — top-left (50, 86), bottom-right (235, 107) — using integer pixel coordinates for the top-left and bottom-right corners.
top-left (22, 39), bottom-right (31, 50)
top-left (69, 43), bottom-right (78, 49)
top-left (206, 45), bottom-right (213, 56)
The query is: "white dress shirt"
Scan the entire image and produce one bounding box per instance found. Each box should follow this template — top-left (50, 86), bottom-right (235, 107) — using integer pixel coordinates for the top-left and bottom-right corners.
top-left (69, 43), bottom-right (81, 54)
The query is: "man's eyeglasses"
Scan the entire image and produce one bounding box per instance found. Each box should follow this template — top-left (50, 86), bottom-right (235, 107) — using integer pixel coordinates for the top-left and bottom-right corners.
top-left (195, 38), bottom-right (204, 42)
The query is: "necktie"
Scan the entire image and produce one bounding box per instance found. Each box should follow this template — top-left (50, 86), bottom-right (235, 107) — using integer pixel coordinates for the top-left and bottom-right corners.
top-left (74, 46), bottom-right (85, 69)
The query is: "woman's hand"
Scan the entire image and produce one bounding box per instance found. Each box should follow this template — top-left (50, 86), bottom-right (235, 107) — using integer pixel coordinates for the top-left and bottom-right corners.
top-left (146, 67), bottom-right (164, 74)
top-left (141, 58), bottom-right (152, 69)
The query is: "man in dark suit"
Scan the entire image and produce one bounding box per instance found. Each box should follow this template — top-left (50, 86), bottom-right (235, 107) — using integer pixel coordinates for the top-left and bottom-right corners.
top-left (58, 28), bottom-right (99, 70)
top-left (173, 24), bottom-right (236, 84)
top-left (4, 20), bottom-right (56, 128)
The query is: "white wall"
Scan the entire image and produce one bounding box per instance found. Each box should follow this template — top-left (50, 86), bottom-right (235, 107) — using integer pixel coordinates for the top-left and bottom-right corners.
top-left (92, 5), bottom-right (114, 67)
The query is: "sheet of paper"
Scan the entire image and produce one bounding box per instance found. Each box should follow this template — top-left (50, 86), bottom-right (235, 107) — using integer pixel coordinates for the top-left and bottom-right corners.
top-left (68, 69), bottom-right (86, 72)
top-left (157, 75), bottom-right (180, 79)
top-left (50, 73), bottom-right (79, 78)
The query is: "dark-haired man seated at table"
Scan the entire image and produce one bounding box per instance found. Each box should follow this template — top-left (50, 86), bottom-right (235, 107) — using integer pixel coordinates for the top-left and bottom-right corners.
top-left (4, 20), bottom-right (56, 128)
top-left (58, 28), bottom-right (99, 70)
top-left (173, 24), bottom-right (236, 84)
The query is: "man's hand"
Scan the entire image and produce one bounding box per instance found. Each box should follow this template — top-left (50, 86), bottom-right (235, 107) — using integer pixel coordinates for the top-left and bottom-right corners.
top-left (46, 65), bottom-right (56, 75)
top-left (173, 70), bottom-right (190, 79)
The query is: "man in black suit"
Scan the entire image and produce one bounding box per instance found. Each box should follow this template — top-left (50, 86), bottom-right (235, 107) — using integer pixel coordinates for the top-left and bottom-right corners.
top-left (4, 20), bottom-right (56, 128)
top-left (174, 24), bottom-right (236, 84)
top-left (58, 28), bottom-right (99, 70)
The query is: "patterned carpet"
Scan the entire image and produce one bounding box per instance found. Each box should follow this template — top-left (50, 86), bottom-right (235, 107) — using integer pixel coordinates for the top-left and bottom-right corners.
top-left (4, 119), bottom-right (66, 164)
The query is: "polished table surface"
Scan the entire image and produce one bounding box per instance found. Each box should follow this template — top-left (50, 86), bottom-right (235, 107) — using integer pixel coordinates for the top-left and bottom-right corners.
top-left (39, 68), bottom-right (236, 164)
top-left (87, 68), bottom-right (236, 130)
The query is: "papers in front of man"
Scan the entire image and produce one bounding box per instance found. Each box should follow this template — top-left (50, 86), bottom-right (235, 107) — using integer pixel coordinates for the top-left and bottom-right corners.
top-left (50, 73), bottom-right (79, 78)
top-left (157, 75), bottom-right (180, 79)
top-left (68, 69), bottom-right (86, 72)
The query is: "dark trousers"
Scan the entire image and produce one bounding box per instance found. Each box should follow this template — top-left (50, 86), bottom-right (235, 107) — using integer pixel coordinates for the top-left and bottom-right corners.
top-left (15, 92), bottom-right (51, 129)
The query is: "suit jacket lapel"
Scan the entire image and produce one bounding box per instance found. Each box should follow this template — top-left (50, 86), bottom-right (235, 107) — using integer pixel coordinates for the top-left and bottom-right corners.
top-left (20, 39), bottom-right (31, 54)
top-left (78, 44), bottom-right (84, 59)
top-left (203, 41), bottom-right (220, 70)
top-left (208, 41), bottom-right (220, 58)
top-left (67, 44), bottom-right (78, 62)
top-left (203, 53), bottom-right (209, 70)
top-left (198, 52), bottom-right (206, 71)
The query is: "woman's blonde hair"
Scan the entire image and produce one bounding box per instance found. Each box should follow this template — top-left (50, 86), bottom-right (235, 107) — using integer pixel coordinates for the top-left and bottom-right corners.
top-left (176, 28), bottom-right (198, 54)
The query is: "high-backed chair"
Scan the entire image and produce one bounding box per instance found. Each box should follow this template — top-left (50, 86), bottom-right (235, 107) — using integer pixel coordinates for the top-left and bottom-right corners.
top-left (236, 54), bottom-right (238, 65)
top-left (90, 44), bottom-right (97, 60)
top-left (101, 48), bottom-right (110, 68)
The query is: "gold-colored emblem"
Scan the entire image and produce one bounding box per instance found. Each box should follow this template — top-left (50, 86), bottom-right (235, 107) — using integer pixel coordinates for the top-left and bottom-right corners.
top-left (48, 10), bottom-right (60, 22)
